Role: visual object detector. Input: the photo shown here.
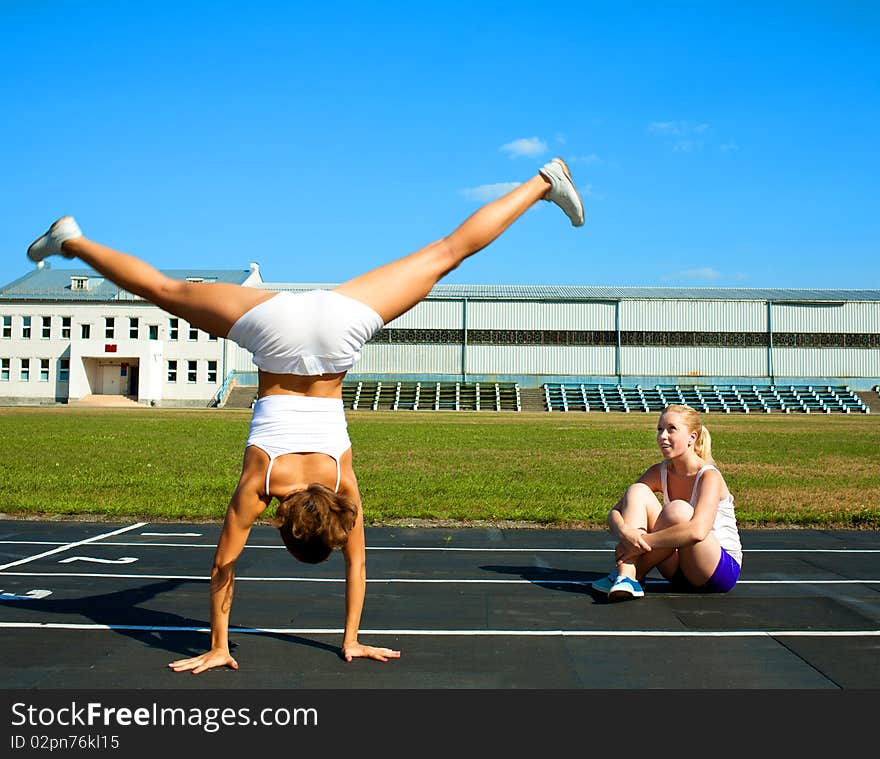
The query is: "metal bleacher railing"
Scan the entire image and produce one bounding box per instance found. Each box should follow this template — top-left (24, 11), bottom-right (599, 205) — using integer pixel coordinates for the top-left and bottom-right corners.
top-left (541, 383), bottom-right (870, 414)
top-left (343, 381), bottom-right (522, 412)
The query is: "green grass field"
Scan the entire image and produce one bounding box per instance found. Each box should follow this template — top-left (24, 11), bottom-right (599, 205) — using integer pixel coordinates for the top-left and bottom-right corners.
top-left (1, 407), bottom-right (878, 527)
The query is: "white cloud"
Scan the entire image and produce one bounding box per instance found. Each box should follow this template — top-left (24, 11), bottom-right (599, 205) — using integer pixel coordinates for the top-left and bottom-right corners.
top-left (460, 182), bottom-right (522, 202)
top-left (570, 153), bottom-right (603, 164)
top-left (649, 121), bottom-right (690, 136)
top-left (500, 137), bottom-right (548, 158)
top-left (581, 184), bottom-right (606, 201)
top-left (662, 267), bottom-right (723, 282)
top-left (649, 121), bottom-right (711, 148)
top-left (673, 140), bottom-right (703, 152)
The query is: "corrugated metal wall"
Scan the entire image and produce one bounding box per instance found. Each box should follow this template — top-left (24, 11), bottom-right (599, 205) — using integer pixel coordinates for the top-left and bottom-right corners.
top-left (621, 347), bottom-right (767, 377)
top-left (385, 300), bottom-right (462, 329)
top-left (467, 300), bottom-right (616, 329)
top-left (467, 345), bottom-right (616, 375)
top-left (356, 344), bottom-right (463, 374)
top-left (774, 348), bottom-right (880, 377)
top-left (620, 299), bottom-right (766, 331)
top-left (772, 302), bottom-right (879, 333)
top-left (224, 295), bottom-right (880, 383)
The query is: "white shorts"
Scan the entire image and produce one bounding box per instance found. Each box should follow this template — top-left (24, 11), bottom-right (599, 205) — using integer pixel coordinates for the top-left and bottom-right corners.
top-left (228, 290), bottom-right (384, 375)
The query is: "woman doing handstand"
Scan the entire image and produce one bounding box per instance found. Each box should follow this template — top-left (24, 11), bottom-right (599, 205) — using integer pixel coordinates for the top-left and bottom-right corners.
top-left (27, 157), bottom-right (585, 672)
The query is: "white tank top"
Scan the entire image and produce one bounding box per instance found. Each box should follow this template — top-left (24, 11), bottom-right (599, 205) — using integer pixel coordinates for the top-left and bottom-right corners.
top-left (661, 462), bottom-right (743, 566)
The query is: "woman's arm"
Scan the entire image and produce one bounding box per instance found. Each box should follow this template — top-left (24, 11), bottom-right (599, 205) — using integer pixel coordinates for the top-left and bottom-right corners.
top-left (641, 469), bottom-right (723, 551)
top-left (168, 475), bottom-right (266, 674)
top-left (338, 476), bottom-right (400, 663)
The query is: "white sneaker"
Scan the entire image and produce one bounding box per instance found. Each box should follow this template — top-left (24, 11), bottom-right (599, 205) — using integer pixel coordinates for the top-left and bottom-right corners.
top-left (539, 157), bottom-right (585, 227)
top-left (27, 216), bottom-right (82, 262)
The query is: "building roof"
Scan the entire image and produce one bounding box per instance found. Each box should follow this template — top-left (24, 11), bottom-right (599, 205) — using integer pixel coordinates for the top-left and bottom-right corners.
top-left (3, 263), bottom-right (877, 303)
top-left (261, 282), bottom-right (880, 303)
top-left (1, 264), bottom-right (257, 301)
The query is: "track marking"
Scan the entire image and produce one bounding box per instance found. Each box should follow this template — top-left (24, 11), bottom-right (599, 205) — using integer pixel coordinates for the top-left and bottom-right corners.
top-left (139, 532), bottom-right (202, 537)
top-left (0, 622), bottom-right (877, 637)
top-left (58, 556), bottom-right (138, 565)
top-left (3, 540), bottom-right (880, 553)
top-left (0, 571), bottom-right (878, 585)
top-left (0, 523), bottom-right (147, 571)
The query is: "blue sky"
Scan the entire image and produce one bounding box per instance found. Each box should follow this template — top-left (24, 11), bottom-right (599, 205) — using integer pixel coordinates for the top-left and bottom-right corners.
top-left (2, 1), bottom-right (878, 290)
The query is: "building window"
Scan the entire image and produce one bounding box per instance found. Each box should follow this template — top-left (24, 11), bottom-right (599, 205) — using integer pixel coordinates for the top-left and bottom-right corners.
top-left (42, 316), bottom-right (51, 339)
top-left (167, 360), bottom-right (177, 382)
top-left (2, 316), bottom-right (10, 339)
top-left (188, 325), bottom-right (199, 341)
top-left (105, 317), bottom-right (115, 339)
top-left (58, 358), bottom-right (69, 383)
top-left (129, 317), bottom-right (139, 339)
top-left (187, 360), bottom-right (197, 383)
top-left (20, 358), bottom-right (30, 382)
top-left (22, 316), bottom-right (31, 339)
top-left (39, 358), bottom-right (49, 382)
top-left (70, 276), bottom-right (88, 290)
top-left (169, 319), bottom-right (178, 340)
top-left (81, 323), bottom-right (91, 339)
top-left (61, 317), bottom-right (71, 339)
top-left (148, 325), bottom-right (159, 340)
top-left (208, 333), bottom-right (217, 342)
top-left (0, 358), bottom-right (9, 381)
top-left (207, 360), bottom-right (217, 383)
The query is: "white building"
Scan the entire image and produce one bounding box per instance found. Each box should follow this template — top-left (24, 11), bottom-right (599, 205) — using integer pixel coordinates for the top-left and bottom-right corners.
top-left (2, 265), bottom-right (878, 407)
top-left (0, 262), bottom-right (261, 406)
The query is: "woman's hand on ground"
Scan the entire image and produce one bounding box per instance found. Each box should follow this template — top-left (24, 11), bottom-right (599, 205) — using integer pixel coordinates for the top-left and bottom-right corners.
top-left (168, 649), bottom-right (239, 674)
top-left (342, 642), bottom-right (401, 663)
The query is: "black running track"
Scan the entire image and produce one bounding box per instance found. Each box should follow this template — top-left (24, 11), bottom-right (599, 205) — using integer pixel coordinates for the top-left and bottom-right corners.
top-left (2, 519), bottom-right (878, 751)
top-left (1, 519), bottom-right (878, 690)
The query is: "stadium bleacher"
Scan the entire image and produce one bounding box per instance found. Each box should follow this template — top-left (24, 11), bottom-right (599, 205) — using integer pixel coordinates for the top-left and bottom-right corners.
top-left (542, 383), bottom-right (870, 414)
top-left (227, 378), bottom-right (870, 414)
top-left (343, 381), bottom-right (522, 412)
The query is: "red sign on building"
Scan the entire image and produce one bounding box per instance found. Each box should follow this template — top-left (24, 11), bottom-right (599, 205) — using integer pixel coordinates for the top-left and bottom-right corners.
top-left (105, 344), bottom-right (117, 353)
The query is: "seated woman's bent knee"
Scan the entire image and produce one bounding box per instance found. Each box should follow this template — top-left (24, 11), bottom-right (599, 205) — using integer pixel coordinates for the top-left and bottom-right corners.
top-left (626, 482), bottom-right (654, 498)
top-left (663, 499), bottom-right (694, 519)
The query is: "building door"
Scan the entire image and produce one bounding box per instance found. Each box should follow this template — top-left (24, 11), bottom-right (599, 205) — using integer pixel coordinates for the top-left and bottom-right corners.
top-left (101, 364), bottom-right (121, 395)
top-left (129, 365), bottom-right (139, 397)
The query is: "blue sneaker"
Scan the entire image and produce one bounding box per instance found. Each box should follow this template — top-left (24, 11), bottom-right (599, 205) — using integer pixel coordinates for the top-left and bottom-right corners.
top-left (608, 575), bottom-right (645, 601)
top-left (590, 573), bottom-right (617, 594)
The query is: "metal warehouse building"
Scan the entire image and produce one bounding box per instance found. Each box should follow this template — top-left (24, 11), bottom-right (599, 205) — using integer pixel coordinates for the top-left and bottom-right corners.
top-left (234, 283), bottom-right (880, 389)
top-left (2, 265), bottom-right (878, 409)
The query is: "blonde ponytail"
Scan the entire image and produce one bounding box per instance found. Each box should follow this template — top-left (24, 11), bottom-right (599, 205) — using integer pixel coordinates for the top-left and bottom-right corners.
top-left (694, 424), bottom-right (714, 463)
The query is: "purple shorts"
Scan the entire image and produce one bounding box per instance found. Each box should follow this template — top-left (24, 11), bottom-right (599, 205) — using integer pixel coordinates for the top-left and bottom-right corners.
top-left (670, 546), bottom-right (741, 594)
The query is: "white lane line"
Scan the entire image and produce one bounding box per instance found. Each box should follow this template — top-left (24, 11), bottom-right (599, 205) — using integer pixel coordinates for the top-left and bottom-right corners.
top-left (140, 532), bottom-right (202, 537)
top-left (3, 540), bottom-right (880, 553)
top-left (0, 622), bottom-right (877, 637)
top-left (0, 571), bottom-right (878, 585)
top-left (0, 523), bottom-right (148, 572)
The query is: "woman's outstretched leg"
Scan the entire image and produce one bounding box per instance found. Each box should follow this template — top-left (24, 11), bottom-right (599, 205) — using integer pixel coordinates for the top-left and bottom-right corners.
top-left (333, 158), bottom-right (584, 324)
top-left (27, 218), bottom-right (274, 337)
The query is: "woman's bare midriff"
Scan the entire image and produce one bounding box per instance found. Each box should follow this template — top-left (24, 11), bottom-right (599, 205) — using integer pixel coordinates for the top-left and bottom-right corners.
top-left (257, 370), bottom-right (346, 399)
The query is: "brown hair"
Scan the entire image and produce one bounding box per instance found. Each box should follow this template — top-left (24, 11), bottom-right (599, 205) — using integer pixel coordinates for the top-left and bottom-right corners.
top-left (661, 404), bottom-right (714, 463)
top-left (272, 483), bottom-right (359, 564)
